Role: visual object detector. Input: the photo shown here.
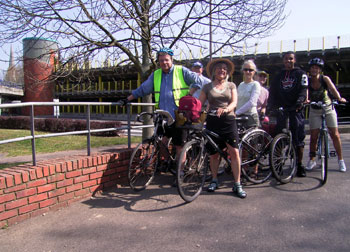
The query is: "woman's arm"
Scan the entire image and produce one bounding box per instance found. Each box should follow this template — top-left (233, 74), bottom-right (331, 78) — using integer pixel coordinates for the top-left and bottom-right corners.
top-left (324, 75), bottom-right (347, 102)
top-left (236, 82), bottom-right (261, 115)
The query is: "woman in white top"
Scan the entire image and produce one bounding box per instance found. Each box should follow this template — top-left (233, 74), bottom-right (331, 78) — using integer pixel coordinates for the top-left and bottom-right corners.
top-left (236, 60), bottom-right (261, 128)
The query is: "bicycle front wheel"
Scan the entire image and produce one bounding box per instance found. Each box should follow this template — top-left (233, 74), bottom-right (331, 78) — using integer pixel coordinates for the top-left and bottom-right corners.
top-left (177, 139), bottom-right (208, 203)
top-left (240, 129), bottom-right (272, 184)
top-left (270, 133), bottom-right (297, 184)
top-left (128, 138), bottom-right (159, 191)
top-left (319, 131), bottom-right (328, 185)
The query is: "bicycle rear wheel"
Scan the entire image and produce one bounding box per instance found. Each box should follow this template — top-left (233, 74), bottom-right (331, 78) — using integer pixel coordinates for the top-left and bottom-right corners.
top-left (128, 138), bottom-right (158, 191)
top-left (270, 133), bottom-right (297, 184)
top-left (319, 131), bottom-right (328, 185)
top-left (240, 129), bottom-right (272, 184)
top-left (177, 139), bottom-right (208, 203)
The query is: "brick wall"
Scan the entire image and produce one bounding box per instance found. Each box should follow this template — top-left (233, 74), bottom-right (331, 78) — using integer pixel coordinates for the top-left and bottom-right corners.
top-left (0, 149), bottom-right (132, 228)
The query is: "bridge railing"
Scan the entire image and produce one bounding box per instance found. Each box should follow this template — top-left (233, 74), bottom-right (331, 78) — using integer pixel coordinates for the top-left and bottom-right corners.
top-left (0, 101), bottom-right (156, 166)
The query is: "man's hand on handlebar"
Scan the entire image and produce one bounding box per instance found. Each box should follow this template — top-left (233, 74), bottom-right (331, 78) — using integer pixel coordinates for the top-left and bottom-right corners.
top-left (119, 98), bottom-right (129, 106)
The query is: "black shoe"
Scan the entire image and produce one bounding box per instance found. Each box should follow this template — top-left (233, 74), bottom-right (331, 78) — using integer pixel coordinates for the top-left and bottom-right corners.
top-left (297, 165), bottom-right (306, 177)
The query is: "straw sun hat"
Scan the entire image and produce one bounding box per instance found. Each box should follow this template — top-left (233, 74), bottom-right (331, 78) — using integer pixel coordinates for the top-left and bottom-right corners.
top-left (206, 58), bottom-right (235, 79)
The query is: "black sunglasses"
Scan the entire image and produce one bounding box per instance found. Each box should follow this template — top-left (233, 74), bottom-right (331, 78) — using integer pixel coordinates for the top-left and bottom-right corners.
top-left (243, 68), bottom-right (255, 72)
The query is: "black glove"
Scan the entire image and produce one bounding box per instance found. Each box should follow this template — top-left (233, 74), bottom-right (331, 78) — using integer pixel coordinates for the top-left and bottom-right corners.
top-left (296, 102), bottom-right (303, 111)
top-left (119, 98), bottom-right (129, 106)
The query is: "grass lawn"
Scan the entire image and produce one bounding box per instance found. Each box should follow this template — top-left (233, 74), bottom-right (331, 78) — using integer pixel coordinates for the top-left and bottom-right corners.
top-left (0, 129), bottom-right (141, 157)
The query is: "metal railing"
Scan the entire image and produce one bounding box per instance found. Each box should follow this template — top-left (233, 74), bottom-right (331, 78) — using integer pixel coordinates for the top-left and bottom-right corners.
top-left (0, 101), bottom-right (155, 166)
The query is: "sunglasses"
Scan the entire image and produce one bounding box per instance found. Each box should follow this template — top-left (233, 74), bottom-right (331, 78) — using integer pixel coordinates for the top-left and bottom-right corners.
top-left (243, 68), bottom-right (255, 72)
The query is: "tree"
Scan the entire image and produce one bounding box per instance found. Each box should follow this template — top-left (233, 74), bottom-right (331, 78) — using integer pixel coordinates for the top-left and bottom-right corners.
top-left (0, 0), bottom-right (287, 136)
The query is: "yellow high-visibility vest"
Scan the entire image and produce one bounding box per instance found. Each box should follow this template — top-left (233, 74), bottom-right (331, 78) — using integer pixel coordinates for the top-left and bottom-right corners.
top-left (153, 65), bottom-right (189, 107)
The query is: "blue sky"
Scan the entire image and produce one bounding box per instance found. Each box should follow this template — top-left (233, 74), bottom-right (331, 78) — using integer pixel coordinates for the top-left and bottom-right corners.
top-left (1, 0), bottom-right (349, 74)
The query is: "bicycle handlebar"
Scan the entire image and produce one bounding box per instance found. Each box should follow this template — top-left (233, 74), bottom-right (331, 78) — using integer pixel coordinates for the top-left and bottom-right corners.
top-left (136, 110), bottom-right (175, 126)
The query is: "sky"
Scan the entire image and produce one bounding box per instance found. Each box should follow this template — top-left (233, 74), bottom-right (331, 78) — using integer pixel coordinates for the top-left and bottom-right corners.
top-left (1, 0), bottom-right (349, 75)
top-left (260, 0), bottom-right (350, 42)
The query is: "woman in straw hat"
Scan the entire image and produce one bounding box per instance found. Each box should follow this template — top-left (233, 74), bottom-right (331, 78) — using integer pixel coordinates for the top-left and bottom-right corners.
top-left (199, 58), bottom-right (247, 198)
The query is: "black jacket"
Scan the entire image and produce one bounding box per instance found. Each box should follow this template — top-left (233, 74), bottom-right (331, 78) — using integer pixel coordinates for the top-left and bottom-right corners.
top-left (267, 67), bottom-right (308, 110)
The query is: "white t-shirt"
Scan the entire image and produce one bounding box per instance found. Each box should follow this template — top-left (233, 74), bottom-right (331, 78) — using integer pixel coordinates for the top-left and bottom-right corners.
top-left (236, 80), bottom-right (261, 115)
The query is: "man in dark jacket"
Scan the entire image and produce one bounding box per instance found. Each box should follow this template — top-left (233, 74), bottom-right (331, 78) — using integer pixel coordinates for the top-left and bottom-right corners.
top-left (267, 51), bottom-right (308, 177)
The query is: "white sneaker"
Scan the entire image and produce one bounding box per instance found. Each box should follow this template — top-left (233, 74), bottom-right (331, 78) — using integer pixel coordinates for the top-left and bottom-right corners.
top-left (306, 160), bottom-right (317, 171)
top-left (339, 160), bottom-right (347, 172)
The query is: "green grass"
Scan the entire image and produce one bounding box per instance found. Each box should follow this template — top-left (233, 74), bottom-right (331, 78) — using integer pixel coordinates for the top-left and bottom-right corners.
top-left (0, 129), bottom-right (141, 157)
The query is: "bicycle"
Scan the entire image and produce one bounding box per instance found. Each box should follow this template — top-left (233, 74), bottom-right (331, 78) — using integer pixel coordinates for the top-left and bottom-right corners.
top-left (239, 117), bottom-right (273, 184)
top-left (128, 110), bottom-right (176, 191)
top-left (269, 107), bottom-right (298, 184)
top-left (176, 112), bottom-right (272, 203)
top-left (305, 100), bottom-right (343, 185)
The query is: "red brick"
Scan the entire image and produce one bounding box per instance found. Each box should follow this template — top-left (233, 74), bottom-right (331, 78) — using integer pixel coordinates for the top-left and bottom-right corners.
top-left (40, 198), bottom-right (57, 208)
top-left (66, 183), bottom-right (82, 193)
top-left (77, 159), bottom-right (83, 169)
top-left (27, 178), bottom-right (47, 188)
top-left (72, 160), bottom-right (79, 170)
top-left (74, 188), bottom-right (90, 197)
top-left (20, 171), bottom-right (29, 183)
top-left (104, 169), bottom-right (117, 176)
top-left (0, 177), bottom-right (5, 189)
top-left (58, 192), bottom-right (74, 202)
top-left (97, 156), bottom-right (102, 165)
top-left (101, 176), bottom-right (110, 183)
top-left (82, 158), bottom-right (88, 168)
top-left (0, 204), bottom-right (4, 212)
top-left (88, 157), bottom-right (93, 166)
top-left (97, 164), bottom-right (108, 172)
top-left (16, 167), bottom-right (36, 180)
top-left (93, 157), bottom-right (98, 166)
top-left (28, 193), bottom-right (48, 203)
top-left (90, 171), bottom-right (103, 180)
top-left (83, 180), bottom-right (97, 188)
top-left (35, 166), bottom-right (44, 178)
top-left (57, 179), bottom-right (73, 188)
top-left (0, 174), bottom-right (14, 187)
top-left (41, 165), bottom-right (50, 176)
top-left (49, 164), bottom-right (56, 175)
top-left (47, 174), bottom-right (65, 183)
top-left (37, 184), bottom-right (56, 193)
top-left (103, 181), bottom-right (117, 189)
top-left (0, 193), bottom-right (15, 204)
top-left (102, 155), bottom-right (107, 164)
top-left (7, 213), bottom-right (30, 226)
top-left (61, 162), bottom-right (67, 172)
top-left (66, 161), bottom-right (73, 171)
top-left (2, 170), bottom-right (23, 185)
top-left (48, 188), bottom-right (66, 198)
top-left (5, 198), bottom-right (27, 210)
top-left (16, 188), bottom-right (37, 199)
top-left (30, 207), bottom-right (49, 218)
top-left (55, 163), bottom-right (62, 173)
top-left (0, 209), bottom-right (18, 221)
top-left (66, 170), bottom-right (82, 179)
top-left (74, 175), bottom-right (89, 184)
top-left (19, 203), bottom-right (39, 214)
top-left (90, 185), bottom-right (102, 194)
top-left (4, 184), bottom-right (26, 193)
top-left (83, 167), bottom-right (96, 175)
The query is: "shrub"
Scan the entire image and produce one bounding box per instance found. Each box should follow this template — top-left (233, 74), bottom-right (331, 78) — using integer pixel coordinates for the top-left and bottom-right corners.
top-left (0, 116), bottom-right (122, 136)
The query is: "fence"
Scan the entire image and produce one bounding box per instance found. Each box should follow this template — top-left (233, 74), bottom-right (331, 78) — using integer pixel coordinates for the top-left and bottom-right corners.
top-left (0, 101), bottom-right (156, 166)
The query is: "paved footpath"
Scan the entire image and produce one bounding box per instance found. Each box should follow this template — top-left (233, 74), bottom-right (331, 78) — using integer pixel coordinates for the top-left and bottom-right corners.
top-left (0, 135), bottom-right (349, 252)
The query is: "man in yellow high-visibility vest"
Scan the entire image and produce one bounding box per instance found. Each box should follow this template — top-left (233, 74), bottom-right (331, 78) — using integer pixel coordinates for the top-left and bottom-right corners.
top-left (124, 47), bottom-right (206, 147)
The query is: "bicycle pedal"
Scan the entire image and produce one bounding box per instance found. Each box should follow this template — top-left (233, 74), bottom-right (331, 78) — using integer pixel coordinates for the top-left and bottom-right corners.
top-left (329, 151), bottom-right (337, 157)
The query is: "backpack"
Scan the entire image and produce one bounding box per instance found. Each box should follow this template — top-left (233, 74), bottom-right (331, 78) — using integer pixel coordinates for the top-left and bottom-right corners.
top-left (178, 95), bottom-right (202, 123)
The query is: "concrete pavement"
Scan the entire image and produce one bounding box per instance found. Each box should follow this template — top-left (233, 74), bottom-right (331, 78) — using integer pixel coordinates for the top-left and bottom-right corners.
top-left (0, 134), bottom-right (349, 251)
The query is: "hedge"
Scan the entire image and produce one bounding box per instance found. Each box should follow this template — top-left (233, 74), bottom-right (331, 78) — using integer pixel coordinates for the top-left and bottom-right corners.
top-left (0, 116), bottom-right (122, 136)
